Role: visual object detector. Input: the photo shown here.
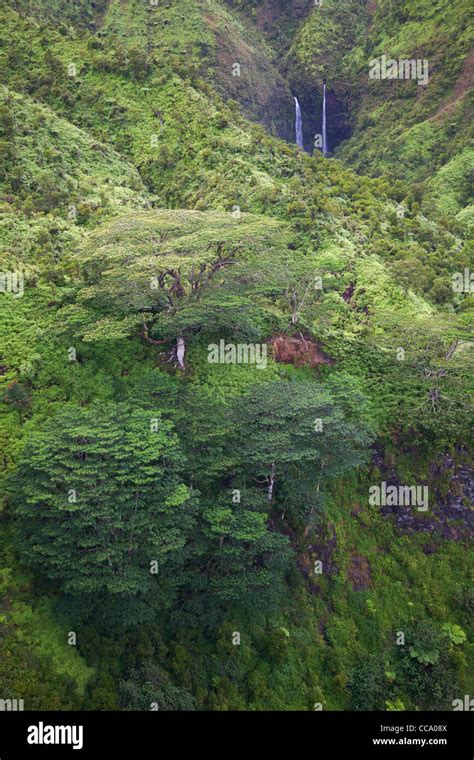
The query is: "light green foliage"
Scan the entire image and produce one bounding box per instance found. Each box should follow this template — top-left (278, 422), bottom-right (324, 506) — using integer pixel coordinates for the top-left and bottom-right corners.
top-left (10, 599), bottom-right (95, 695)
top-left (442, 622), bottom-right (467, 645)
top-left (74, 210), bottom-right (291, 342)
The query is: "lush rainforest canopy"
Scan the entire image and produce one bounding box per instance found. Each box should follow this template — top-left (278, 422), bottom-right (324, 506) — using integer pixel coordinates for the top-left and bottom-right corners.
top-left (0, 0), bottom-right (472, 712)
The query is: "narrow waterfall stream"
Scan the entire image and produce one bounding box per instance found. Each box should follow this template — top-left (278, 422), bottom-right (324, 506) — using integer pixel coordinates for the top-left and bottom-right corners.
top-left (294, 96), bottom-right (304, 149)
top-left (322, 82), bottom-right (329, 157)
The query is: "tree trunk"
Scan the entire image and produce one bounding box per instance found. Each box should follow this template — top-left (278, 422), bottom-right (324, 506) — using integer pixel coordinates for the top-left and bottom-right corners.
top-left (176, 336), bottom-right (185, 369)
top-left (268, 461), bottom-right (276, 502)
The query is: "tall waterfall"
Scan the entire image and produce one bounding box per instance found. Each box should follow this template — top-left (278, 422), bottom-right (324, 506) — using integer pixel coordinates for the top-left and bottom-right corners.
top-left (322, 83), bottom-right (328, 157)
top-left (294, 97), bottom-right (304, 150)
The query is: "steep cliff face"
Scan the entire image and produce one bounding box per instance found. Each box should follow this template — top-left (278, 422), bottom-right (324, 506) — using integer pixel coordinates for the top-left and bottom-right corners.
top-left (224, 1), bottom-right (351, 151)
top-left (202, 2), bottom-right (295, 140)
top-left (284, 0), bottom-right (370, 152)
top-left (249, 0), bottom-right (310, 53)
top-left (342, 9), bottom-right (473, 227)
top-left (284, 0), bottom-right (473, 222)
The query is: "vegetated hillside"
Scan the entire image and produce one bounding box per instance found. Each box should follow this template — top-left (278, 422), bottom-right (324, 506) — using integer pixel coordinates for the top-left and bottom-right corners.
top-left (0, 0), bottom-right (472, 711)
top-left (285, 0), bottom-right (474, 226)
top-left (11, 0), bottom-right (110, 29)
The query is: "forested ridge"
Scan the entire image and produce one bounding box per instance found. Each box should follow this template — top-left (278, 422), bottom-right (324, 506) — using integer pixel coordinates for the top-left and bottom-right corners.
top-left (0, 0), bottom-right (472, 711)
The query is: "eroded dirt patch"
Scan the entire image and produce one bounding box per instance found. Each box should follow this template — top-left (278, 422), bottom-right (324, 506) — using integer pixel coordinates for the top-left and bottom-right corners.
top-left (268, 333), bottom-right (334, 368)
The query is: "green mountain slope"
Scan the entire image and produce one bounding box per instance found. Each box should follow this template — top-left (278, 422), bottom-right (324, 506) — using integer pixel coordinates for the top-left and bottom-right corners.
top-left (285, 0), bottom-right (474, 225)
top-left (0, 0), bottom-right (472, 712)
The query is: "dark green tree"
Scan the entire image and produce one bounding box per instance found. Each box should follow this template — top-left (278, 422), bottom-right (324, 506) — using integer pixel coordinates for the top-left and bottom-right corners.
top-left (119, 662), bottom-right (195, 711)
top-left (231, 380), bottom-right (373, 523)
top-left (12, 403), bottom-right (196, 603)
top-left (348, 654), bottom-right (388, 711)
top-left (196, 491), bottom-right (292, 613)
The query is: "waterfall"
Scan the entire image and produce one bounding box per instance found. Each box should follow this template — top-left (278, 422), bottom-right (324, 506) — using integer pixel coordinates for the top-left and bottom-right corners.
top-left (294, 97), bottom-right (304, 150)
top-left (322, 83), bottom-right (329, 157)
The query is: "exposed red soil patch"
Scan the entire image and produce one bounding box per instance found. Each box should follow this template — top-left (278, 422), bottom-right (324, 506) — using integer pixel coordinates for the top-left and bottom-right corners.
top-left (268, 333), bottom-right (334, 368)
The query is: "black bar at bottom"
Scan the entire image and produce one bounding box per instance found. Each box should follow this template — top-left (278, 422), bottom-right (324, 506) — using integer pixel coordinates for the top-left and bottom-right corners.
top-left (0, 710), bottom-right (471, 757)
